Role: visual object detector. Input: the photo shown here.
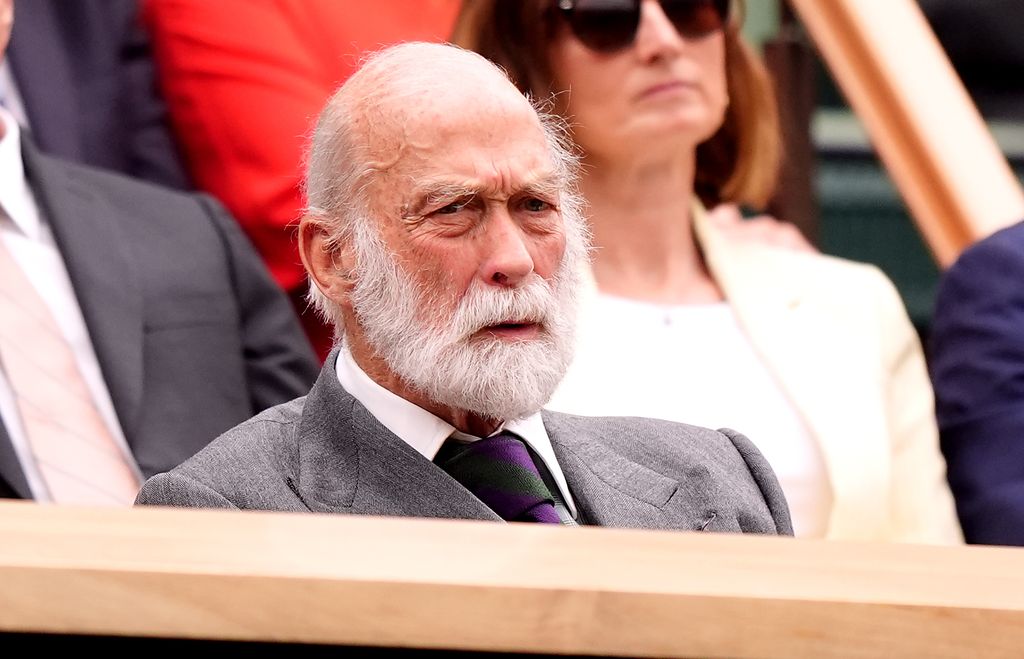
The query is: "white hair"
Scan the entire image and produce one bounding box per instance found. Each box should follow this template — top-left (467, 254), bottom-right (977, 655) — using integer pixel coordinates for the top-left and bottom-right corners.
top-left (302, 41), bottom-right (584, 336)
top-left (346, 201), bottom-right (588, 420)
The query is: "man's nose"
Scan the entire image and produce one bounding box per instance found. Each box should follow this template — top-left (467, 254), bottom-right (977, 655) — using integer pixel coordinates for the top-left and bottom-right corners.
top-left (481, 211), bottom-right (535, 288)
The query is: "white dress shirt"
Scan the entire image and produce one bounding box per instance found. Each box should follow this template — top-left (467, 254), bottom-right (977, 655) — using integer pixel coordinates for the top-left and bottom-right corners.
top-left (0, 107), bottom-right (140, 500)
top-left (334, 346), bottom-right (577, 518)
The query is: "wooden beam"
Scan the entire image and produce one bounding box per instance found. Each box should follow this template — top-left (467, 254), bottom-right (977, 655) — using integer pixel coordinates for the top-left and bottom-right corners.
top-left (1, 502), bottom-right (1023, 656)
top-left (788, 0), bottom-right (1024, 266)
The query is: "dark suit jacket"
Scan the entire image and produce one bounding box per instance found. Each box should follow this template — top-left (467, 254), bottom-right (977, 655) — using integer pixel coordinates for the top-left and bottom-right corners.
top-left (138, 349), bottom-right (794, 536)
top-left (0, 140), bottom-right (319, 499)
top-left (930, 220), bottom-right (1024, 545)
top-left (7, 0), bottom-right (188, 188)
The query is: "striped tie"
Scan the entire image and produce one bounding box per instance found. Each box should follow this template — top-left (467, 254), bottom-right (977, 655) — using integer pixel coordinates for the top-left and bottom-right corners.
top-left (0, 237), bottom-right (141, 505)
top-left (437, 432), bottom-right (561, 524)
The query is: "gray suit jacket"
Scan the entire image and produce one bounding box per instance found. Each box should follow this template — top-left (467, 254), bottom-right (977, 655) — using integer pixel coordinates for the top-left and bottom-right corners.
top-left (138, 351), bottom-right (793, 535)
top-left (0, 140), bottom-right (319, 500)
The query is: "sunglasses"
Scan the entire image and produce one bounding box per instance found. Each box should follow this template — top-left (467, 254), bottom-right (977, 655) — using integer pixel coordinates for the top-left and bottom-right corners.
top-left (556, 0), bottom-right (731, 53)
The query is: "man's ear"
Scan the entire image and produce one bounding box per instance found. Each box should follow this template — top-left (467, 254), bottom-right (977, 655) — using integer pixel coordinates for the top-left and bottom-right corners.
top-left (297, 216), bottom-right (356, 308)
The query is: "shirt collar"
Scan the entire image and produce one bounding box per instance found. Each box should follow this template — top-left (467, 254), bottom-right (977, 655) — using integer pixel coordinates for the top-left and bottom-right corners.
top-left (0, 106), bottom-right (42, 240)
top-left (335, 346), bottom-right (455, 460)
top-left (333, 346), bottom-right (576, 517)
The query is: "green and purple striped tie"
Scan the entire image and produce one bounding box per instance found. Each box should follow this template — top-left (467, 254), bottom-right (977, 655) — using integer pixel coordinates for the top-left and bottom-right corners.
top-left (437, 432), bottom-right (562, 524)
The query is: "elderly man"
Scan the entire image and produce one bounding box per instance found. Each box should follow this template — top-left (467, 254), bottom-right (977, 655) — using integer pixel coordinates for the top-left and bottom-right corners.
top-left (137, 43), bottom-right (791, 534)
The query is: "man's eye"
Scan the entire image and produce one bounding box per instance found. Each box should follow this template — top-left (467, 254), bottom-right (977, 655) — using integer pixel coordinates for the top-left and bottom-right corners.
top-left (524, 198), bottom-right (551, 212)
top-left (437, 200), bottom-right (469, 215)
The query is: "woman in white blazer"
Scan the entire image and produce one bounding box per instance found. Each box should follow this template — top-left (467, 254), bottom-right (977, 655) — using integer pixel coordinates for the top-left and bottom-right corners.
top-left (455, 0), bottom-right (960, 541)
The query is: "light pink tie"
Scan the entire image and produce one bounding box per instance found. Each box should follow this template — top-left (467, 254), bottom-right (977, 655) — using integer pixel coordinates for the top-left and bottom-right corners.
top-left (0, 239), bottom-right (140, 505)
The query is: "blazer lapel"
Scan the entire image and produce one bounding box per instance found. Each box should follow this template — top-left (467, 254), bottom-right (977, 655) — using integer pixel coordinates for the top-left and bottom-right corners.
top-left (21, 142), bottom-right (145, 439)
top-left (294, 356), bottom-right (500, 522)
top-left (7, 1), bottom-right (83, 161)
top-left (543, 411), bottom-right (705, 529)
top-left (693, 205), bottom-right (888, 538)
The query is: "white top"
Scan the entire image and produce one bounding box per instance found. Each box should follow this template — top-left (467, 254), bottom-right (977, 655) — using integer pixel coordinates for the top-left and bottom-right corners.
top-left (0, 107), bottom-right (140, 501)
top-left (549, 295), bottom-right (831, 537)
top-left (334, 347), bottom-right (577, 518)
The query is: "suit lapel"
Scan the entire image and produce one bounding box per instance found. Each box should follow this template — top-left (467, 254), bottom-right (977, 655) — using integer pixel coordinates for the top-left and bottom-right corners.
top-left (21, 143), bottom-right (145, 440)
top-left (7, 1), bottom-right (83, 161)
top-left (294, 355), bottom-right (500, 521)
top-left (693, 206), bottom-right (887, 538)
top-left (543, 411), bottom-right (688, 528)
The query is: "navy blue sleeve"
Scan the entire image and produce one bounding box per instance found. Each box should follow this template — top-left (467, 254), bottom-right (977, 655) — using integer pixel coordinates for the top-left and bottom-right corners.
top-left (930, 222), bottom-right (1024, 545)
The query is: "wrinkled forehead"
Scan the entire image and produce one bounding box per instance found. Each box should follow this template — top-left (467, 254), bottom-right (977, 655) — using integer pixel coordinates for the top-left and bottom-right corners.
top-left (363, 90), bottom-right (556, 200)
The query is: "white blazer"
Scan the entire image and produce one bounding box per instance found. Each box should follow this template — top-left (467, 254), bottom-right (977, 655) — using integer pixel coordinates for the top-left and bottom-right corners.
top-left (550, 204), bottom-right (962, 543)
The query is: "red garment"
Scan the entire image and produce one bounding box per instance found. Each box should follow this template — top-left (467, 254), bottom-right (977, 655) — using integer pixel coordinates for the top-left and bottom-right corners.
top-left (144, 0), bottom-right (461, 358)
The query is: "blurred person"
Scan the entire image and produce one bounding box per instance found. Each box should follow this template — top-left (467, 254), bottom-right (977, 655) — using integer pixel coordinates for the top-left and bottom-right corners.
top-left (454, 0), bottom-right (960, 542)
top-left (3, 0), bottom-right (188, 188)
top-left (143, 0), bottom-right (462, 358)
top-left (930, 221), bottom-right (1024, 545)
top-left (137, 42), bottom-right (793, 538)
top-left (0, 0), bottom-right (318, 503)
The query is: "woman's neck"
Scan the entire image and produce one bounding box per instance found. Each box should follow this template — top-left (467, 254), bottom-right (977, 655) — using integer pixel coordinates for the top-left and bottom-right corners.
top-left (580, 151), bottom-right (723, 305)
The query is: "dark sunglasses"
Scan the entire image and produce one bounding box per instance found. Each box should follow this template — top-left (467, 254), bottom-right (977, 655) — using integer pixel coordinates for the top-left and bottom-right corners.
top-left (556, 0), bottom-right (731, 53)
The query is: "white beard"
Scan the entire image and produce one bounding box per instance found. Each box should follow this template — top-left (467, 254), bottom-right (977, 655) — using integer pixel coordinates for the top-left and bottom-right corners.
top-left (348, 219), bottom-right (586, 422)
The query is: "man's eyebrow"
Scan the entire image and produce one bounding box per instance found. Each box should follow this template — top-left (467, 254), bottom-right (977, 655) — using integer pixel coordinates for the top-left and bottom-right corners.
top-left (402, 172), bottom-right (567, 219)
top-left (519, 173), bottom-right (565, 199)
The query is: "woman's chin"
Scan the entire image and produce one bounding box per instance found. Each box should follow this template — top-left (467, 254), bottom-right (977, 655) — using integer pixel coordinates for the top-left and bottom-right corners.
top-left (622, 123), bottom-right (716, 156)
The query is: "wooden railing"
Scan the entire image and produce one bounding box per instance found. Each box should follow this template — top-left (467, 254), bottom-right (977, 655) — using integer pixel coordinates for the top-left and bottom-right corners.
top-left (789, 0), bottom-right (1024, 267)
top-left (1, 502), bottom-right (1023, 657)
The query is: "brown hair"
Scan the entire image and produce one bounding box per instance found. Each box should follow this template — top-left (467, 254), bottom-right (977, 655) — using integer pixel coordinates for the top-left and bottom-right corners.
top-left (451, 0), bottom-right (781, 209)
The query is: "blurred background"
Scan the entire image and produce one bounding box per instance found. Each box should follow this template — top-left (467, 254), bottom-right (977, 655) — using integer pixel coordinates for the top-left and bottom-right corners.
top-left (746, 0), bottom-right (1024, 336)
